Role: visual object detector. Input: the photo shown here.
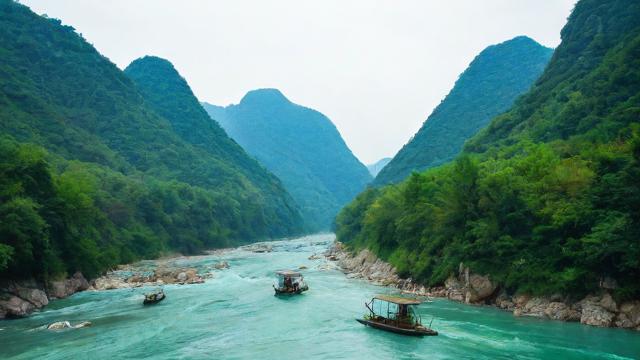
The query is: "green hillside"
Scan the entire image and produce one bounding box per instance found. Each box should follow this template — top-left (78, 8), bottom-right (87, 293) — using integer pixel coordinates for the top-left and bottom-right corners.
top-left (336, 0), bottom-right (640, 300)
top-left (123, 56), bottom-right (302, 232)
top-left (374, 36), bottom-right (552, 185)
top-left (0, 0), bottom-right (303, 281)
top-left (203, 89), bottom-right (372, 231)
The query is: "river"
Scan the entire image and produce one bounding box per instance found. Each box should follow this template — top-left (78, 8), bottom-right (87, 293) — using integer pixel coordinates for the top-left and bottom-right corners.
top-left (1, 234), bottom-right (638, 359)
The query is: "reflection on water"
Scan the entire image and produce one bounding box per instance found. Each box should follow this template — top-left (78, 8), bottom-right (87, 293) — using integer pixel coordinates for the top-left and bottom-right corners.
top-left (1, 234), bottom-right (638, 360)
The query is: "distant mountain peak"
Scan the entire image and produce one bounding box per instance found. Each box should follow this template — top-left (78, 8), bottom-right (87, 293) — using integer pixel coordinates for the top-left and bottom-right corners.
top-left (240, 88), bottom-right (290, 106)
top-left (203, 91), bottom-right (371, 231)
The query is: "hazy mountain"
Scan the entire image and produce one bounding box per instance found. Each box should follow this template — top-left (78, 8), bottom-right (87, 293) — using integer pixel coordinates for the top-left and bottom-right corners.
top-left (367, 158), bottom-right (392, 177)
top-left (203, 89), bottom-right (372, 231)
top-left (374, 36), bottom-right (553, 185)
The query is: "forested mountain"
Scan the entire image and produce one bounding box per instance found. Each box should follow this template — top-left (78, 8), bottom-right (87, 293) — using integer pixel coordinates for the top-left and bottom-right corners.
top-left (374, 36), bottom-right (553, 185)
top-left (367, 158), bottom-right (391, 177)
top-left (0, 0), bottom-right (303, 281)
top-left (203, 90), bottom-right (372, 231)
top-left (336, 0), bottom-right (640, 300)
top-left (123, 56), bottom-right (301, 227)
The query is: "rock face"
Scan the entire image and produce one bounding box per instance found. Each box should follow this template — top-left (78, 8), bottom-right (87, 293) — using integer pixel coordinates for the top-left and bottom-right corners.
top-left (327, 241), bottom-right (639, 331)
top-left (0, 273), bottom-right (89, 319)
top-left (0, 295), bottom-right (36, 318)
top-left (326, 243), bottom-right (399, 286)
top-left (48, 272), bottom-right (90, 299)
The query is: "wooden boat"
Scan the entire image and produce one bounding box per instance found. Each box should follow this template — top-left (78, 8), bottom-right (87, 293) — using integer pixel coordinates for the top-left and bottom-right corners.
top-left (356, 295), bottom-right (438, 337)
top-left (143, 289), bottom-right (165, 305)
top-left (273, 270), bottom-right (309, 295)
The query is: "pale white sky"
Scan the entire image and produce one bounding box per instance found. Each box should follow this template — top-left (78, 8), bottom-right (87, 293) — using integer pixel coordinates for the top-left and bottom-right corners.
top-left (23, 0), bottom-right (575, 164)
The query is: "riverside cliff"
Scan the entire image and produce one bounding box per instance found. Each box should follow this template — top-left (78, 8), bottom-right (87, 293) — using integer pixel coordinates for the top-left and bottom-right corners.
top-left (327, 242), bottom-right (640, 331)
top-left (0, 273), bottom-right (90, 319)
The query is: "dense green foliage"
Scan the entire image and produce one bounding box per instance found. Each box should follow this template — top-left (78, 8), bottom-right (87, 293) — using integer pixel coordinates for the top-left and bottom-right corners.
top-left (0, 0), bottom-right (303, 281)
top-left (203, 89), bottom-right (372, 231)
top-left (336, 0), bottom-right (640, 300)
top-left (123, 57), bottom-right (303, 234)
top-left (374, 36), bottom-right (552, 185)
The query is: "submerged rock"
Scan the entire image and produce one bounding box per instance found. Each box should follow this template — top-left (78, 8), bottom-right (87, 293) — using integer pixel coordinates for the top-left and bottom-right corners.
top-left (47, 321), bottom-right (92, 330)
top-left (213, 261), bottom-right (230, 270)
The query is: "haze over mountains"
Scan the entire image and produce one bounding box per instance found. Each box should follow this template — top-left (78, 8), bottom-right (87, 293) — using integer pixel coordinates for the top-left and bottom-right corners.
top-left (374, 36), bottom-right (553, 185)
top-left (367, 158), bottom-right (392, 177)
top-left (203, 90), bottom-right (372, 231)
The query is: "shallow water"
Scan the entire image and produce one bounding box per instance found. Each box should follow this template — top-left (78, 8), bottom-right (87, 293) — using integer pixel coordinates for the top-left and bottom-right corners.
top-left (1, 234), bottom-right (639, 360)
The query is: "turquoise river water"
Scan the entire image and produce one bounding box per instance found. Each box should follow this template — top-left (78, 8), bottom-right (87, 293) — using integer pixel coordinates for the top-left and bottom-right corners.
top-left (1, 234), bottom-right (639, 359)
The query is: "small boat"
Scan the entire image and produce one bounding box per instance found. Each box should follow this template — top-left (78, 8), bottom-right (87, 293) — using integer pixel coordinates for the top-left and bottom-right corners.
top-left (356, 295), bottom-right (438, 337)
top-left (143, 289), bottom-right (165, 305)
top-left (273, 270), bottom-right (309, 295)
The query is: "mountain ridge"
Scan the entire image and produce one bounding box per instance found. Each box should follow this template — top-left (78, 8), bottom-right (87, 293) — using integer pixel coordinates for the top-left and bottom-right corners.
top-left (203, 89), bottom-right (372, 231)
top-left (374, 35), bottom-right (553, 185)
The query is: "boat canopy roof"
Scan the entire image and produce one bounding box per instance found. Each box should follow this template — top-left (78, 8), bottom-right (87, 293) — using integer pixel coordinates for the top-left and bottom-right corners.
top-left (374, 294), bottom-right (421, 305)
top-left (275, 270), bottom-right (302, 277)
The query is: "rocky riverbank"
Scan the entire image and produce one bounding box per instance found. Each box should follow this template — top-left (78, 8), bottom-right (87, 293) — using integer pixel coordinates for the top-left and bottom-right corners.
top-left (325, 242), bottom-right (640, 331)
top-left (0, 252), bottom-right (231, 319)
top-left (91, 256), bottom-right (230, 290)
top-left (0, 272), bottom-right (90, 319)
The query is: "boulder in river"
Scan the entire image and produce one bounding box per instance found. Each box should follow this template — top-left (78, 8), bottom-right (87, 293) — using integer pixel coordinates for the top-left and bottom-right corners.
top-left (214, 261), bottom-right (230, 270)
top-left (47, 321), bottom-right (92, 330)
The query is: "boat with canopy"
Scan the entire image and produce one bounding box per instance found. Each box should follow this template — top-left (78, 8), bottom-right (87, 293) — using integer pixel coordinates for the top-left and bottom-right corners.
top-left (143, 289), bottom-right (165, 305)
top-left (356, 295), bottom-right (438, 336)
top-left (273, 270), bottom-right (309, 295)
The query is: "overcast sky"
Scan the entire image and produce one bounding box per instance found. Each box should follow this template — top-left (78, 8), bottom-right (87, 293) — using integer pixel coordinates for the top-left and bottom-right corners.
top-left (23, 0), bottom-right (575, 164)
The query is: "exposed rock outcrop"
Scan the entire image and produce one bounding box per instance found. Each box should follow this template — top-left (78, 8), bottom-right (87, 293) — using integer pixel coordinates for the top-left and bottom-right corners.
top-left (327, 241), bottom-right (639, 331)
top-left (0, 295), bottom-right (36, 318)
top-left (326, 243), bottom-right (399, 286)
top-left (49, 272), bottom-right (90, 299)
top-left (47, 320), bottom-right (92, 330)
top-left (92, 266), bottom-right (207, 291)
top-left (0, 273), bottom-right (89, 319)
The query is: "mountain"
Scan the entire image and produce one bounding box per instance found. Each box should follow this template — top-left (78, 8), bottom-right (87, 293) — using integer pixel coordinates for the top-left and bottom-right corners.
top-left (0, 0), bottom-right (303, 281)
top-left (122, 56), bottom-right (303, 230)
top-left (203, 90), bottom-right (372, 231)
top-left (374, 36), bottom-right (553, 185)
top-left (336, 0), bottom-right (640, 300)
top-left (367, 158), bottom-right (392, 177)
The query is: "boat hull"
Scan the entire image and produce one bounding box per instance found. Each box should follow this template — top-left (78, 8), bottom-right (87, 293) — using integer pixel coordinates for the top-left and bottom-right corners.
top-left (143, 294), bottom-right (165, 305)
top-left (274, 288), bottom-right (306, 295)
top-left (356, 319), bottom-right (438, 337)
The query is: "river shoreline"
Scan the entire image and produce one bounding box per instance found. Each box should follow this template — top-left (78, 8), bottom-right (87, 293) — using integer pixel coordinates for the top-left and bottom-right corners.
top-left (4, 237), bottom-right (639, 333)
top-left (325, 241), bottom-right (640, 331)
top-left (0, 246), bottom-right (242, 319)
